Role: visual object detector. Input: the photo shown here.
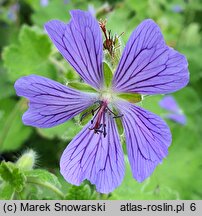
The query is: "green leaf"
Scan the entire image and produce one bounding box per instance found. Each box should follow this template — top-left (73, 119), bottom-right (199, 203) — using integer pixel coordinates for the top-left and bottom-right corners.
top-left (0, 98), bottom-right (32, 152)
top-left (25, 169), bottom-right (61, 188)
top-left (25, 169), bottom-right (64, 199)
top-left (65, 183), bottom-right (97, 200)
top-left (31, 0), bottom-right (72, 27)
top-left (103, 62), bottom-right (113, 88)
top-left (2, 25), bottom-right (56, 82)
top-left (110, 157), bottom-right (179, 200)
top-left (0, 183), bottom-right (15, 200)
top-left (0, 161), bottom-right (26, 193)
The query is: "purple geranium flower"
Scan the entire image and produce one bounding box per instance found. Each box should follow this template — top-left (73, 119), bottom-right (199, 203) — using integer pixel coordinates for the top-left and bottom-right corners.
top-left (159, 95), bottom-right (186, 125)
top-left (14, 10), bottom-right (189, 193)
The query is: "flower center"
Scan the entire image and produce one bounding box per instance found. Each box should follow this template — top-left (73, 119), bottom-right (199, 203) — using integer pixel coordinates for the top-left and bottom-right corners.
top-left (80, 94), bottom-right (122, 137)
top-left (100, 89), bottom-right (114, 103)
top-left (89, 100), bottom-right (123, 137)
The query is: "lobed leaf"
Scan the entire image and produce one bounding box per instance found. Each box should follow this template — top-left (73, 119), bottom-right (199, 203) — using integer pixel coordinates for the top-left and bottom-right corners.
top-left (25, 169), bottom-right (62, 189)
top-left (2, 25), bottom-right (56, 82)
top-left (0, 183), bottom-right (15, 200)
top-left (0, 161), bottom-right (26, 193)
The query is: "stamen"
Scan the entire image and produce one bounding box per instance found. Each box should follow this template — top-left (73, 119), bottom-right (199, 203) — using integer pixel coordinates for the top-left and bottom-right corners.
top-left (103, 115), bottom-right (107, 137)
top-left (94, 129), bottom-right (103, 134)
top-left (113, 114), bottom-right (124, 119)
top-left (106, 106), bottom-right (118, 116)
top-left (90, 106), bottom-right (102, 124)
top-left (98, 124), bottom-right (102, 129)
top-left (80, 112), bottom-right (90, 122)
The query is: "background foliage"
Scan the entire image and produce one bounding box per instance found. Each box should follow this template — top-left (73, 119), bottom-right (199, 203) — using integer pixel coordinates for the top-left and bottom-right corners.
top-left (0, 0), bottom-right (202, 200)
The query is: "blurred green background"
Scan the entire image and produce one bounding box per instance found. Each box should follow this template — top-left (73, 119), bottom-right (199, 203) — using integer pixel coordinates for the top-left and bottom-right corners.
top-left (0, 0), bottom-right (202, 200)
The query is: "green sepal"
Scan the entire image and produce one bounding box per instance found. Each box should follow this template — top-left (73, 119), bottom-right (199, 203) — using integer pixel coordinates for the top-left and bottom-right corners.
top-left (118, 93), bottom-right (142, 103)
top-left (115, 117), bottom-right (124, 136)
top-left (103, 62), bottom-right (113, 88)
top-left (76, 103), bottom-right (98, 126)
top-left (68, 82), bottom-right (97, 92)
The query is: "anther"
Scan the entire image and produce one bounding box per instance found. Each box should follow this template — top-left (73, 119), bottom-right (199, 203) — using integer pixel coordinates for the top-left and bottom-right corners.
top-left (98, 124), bottom-right (102, 129)
top-left (80, 112), bottom-right (89, 122)
top-left (113, 114), bottom-right (124, 119)
top-left (103, 127), bottom-right (107, 137)
top-left (94, 129), bottom-right (103, 134)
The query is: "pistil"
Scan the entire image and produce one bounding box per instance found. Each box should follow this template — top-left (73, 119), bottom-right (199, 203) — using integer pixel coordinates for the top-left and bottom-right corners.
top-left (79, 99), bottom-right (123, 137)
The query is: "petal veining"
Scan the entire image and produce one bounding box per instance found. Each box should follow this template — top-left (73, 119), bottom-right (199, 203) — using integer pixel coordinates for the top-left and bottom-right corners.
top-left (45, 10), bottom-right (103, 89)
top-left (60, 114), bottom-right (125, 194)
top-left (112, 19), bottom-right (189, 95)
top-left (14, 75), bottom-right (97, 128)
top-left (116, 100), bottom-right (171, 182)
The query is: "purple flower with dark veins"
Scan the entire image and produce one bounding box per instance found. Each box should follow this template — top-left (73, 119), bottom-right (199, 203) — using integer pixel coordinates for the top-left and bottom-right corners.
top-left (159, 95), bottom-right (186, 125)
top-left (14, 10), bottom-right (189, 193)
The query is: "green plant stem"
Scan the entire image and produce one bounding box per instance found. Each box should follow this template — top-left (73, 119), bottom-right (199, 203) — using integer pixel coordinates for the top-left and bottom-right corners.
top-left (27, 178), bottom-right (64, 199)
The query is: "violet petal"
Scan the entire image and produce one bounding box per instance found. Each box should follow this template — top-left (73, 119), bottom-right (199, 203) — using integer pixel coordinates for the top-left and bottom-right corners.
top-left (14, 75), bottom-right (97, 128)
top-left (165, 113), bottom-right (186, 125)
top-left (116, 100), bottom-right (171, 182)
top-left (159, 95), bottom-right (181, 113)
top-left (159, 95), bottom-right (186, 124)
top-left (60, 114), bottom-right (125, 194)
top-left (44, 10), bottom-right (103, 89)
top-left (112, 19), bottom-right (189, 95)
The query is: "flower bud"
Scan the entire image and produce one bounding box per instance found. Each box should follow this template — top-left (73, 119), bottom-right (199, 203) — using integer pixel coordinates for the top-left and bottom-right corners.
top-left (16, 149), bottom-right (37, 171)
